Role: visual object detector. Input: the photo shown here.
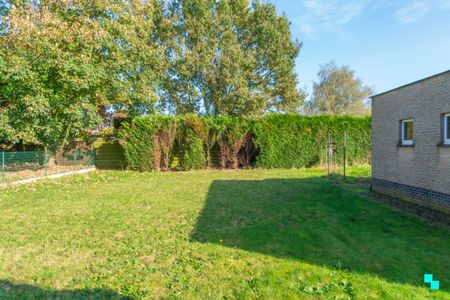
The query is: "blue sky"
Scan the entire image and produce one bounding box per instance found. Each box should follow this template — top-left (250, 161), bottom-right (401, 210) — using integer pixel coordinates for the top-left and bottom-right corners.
top-left (270, 0), bottom-right (450, 95)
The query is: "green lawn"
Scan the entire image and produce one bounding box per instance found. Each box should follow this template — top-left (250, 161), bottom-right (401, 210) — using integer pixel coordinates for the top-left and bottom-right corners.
top-left (0, 167), bottom-right (449, 299)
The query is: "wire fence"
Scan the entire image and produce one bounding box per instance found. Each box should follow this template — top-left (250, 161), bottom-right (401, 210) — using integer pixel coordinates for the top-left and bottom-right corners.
top-left (324, 130), bottom-right (343, 178)
top-left (0, 132), bottom-right (368, 183)
top-left (323, 129), bottom-right (367, 179)
top-left (1, 150), bottom-right (95, 183)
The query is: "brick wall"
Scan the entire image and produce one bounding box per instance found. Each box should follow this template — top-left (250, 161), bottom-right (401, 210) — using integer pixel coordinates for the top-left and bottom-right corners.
top-left (372, 71), bottom-right (450, 213)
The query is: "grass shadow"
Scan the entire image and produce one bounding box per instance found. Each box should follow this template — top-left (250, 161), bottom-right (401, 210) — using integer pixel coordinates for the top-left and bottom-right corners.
top-left (191, 177), bottom-right (450, 290)
top-left (0, 280), bottom-right (133, 299)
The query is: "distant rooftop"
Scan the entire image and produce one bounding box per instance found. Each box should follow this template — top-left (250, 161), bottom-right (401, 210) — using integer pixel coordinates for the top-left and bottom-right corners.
top-left (371, 70), bottom-right (450, 99)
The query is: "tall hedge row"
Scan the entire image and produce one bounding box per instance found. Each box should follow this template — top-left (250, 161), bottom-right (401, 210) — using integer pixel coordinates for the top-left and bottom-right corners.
top-left (120, 114), bottom-right (371, 171)
top-left (253, 114), bottom-right (371, 168)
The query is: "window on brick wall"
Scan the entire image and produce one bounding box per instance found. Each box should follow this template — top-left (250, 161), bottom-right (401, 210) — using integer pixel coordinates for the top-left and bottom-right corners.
top-left (445, 113), bottom-right (450, 145)
top-left (401, 119), bottom-right (414, 146)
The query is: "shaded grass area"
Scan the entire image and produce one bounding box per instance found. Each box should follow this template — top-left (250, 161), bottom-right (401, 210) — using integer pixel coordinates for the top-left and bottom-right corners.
top-left (0, 281), bottom-right (131, 300)
top-left (0, 167), bottom-right (449, 299)
top-left (329, 167), bottom-right (450, 228)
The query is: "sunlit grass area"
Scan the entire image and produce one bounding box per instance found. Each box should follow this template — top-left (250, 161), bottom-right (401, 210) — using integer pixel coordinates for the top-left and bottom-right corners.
top-left (0, 167), bottom-right (449, 299)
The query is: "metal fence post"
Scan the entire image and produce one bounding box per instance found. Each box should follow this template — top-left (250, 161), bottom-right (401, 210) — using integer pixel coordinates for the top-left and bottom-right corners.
top-left (327, 131), bottom-right (331, 176)
top-left (343, 130), bottom-right (347, 180)
top-left (1, 151), bottom-right (5, 182)
top-left (44, 150), bottom-right (48, 177)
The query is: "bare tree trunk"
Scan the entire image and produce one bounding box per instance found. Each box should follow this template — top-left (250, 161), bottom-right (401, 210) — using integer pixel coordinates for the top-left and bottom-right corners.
top-left (160, 124), bottom-right (177, 171)
top-left (230, 148), bottom-right (239, 169)
top-left (217, 140), bottom-right (228, 169)
top-left (205, 147), bottom-right (212, 169)
top-left (59, 121), bottom-right (72, 153)
top-left (230, 139), bottom-right (246, 170)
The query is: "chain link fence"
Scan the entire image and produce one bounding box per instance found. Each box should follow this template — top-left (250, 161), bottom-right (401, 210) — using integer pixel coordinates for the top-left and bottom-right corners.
top-left (1, 149), bottom-right (95, 183)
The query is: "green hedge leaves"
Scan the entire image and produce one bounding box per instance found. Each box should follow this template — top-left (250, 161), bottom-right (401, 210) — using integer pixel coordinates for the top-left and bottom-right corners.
top-left (120, 114), bottom-right (371, 171)
top-left (253, 114), bottom-right (371, 168)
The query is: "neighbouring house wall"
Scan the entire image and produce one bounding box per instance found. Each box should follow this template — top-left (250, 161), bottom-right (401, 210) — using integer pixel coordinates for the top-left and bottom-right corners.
top-left (372, 71), bottom-right (450, 214)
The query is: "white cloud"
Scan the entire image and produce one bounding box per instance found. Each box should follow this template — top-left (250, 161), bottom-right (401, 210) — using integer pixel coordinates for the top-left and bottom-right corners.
top-left (292, 0), bottom-right (450, 40)
top-left (395, 1), bottom-right (430, 23)
top-left (394, 0), bottom-right (450, 23)
top-left (292, 0), bottom-right (377, 40)
top-left (293, 19), bottom-right (317, 41)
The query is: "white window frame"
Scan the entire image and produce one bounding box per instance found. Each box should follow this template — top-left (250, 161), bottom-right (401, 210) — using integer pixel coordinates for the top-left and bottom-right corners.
top-left (401, 119), bottom-right (414, 146)
top-left (445, 113), bottom-right (450, 145)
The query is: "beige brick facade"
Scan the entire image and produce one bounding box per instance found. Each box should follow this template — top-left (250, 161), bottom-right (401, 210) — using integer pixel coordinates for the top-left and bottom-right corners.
top-left (371, 71), bottom-right (450, 213)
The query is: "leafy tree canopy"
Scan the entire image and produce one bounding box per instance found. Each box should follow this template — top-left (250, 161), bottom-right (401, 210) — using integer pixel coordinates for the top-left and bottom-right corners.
top-left (158, 0), bottom-right (305, 116)
top-left (0, 0), bottom-right (304, 150)
top-left (0, 0), bottom-right (166, 150)
top-left (306, 61), bottom-right (373, 116)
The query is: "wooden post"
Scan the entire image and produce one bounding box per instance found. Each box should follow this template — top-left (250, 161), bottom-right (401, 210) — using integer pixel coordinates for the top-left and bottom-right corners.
top-left (327, 132), bottom-right (331, 176)
top-left (326, 136), bottom-right (328, 176)
top-left (1, 151), bottom-right (5, 182)
top-left (343, 130), bottom-right (347, 180)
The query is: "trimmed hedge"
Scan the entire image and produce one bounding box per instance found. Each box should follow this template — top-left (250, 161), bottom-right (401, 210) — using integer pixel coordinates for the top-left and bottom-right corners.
top-left (120, 114), bottom-right (371, 171)
top-left (253, 114), bottom-right (371, 168)
top-left (120, 117), bottom-right (157, 171)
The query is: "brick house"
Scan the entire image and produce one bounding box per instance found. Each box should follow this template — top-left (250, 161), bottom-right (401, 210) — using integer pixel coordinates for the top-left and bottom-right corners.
top-left (371, 70), bottom-right (450, 214)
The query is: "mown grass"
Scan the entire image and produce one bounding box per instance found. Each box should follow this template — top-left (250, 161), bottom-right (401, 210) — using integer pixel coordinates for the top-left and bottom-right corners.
top-left (0, 167), bottom-right (449, 299)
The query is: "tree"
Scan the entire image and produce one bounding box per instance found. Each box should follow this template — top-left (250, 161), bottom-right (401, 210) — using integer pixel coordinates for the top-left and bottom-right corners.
top-left (0, 0), bottom-right (166, 151)
top-left (1, 0), bottom-right (305, 150)
top-left (0, 0), bottom-right (9, 29)
top-left (307, 61), bottom-right (373, 116)
top-left (159, 0), bottom-right (304, 116)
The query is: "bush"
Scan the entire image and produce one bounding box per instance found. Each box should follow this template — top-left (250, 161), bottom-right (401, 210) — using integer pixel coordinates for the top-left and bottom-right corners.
top-left (120, 117), bottom-right (156, 172)
top-left (120, 116), bottom-right (179, 171)
top-left (178, 115), bottom-right (207, 170)
top-left (216, 117), bottom-right (250, 169)
top-left (253, 115), bottom-right (371, 168)
top-left (182, 134), bottom-right (206, 170)
top-left (120, 114), bottom-right (371, 171)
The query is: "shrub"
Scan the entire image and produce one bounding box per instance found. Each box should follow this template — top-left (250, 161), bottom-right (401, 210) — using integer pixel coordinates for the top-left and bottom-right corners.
top-left (216, 117), bottom-right (249, 169)
top-left (120, 117), bottom-right (156, 172)
top-left (120, 114), bottom-right (371, 171)
top-left (253, 115), bottom-right (371, 168)
top-left (182, 133), bottom-right (206, 170)
top-left (155, 116), bottom-right (179, 171)
top-left (203, 117), bottom-right (221, 169)
top-left (178, 115), bottom-right (207, 170)
top-left (120, 115), bottom-right (179, 171)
